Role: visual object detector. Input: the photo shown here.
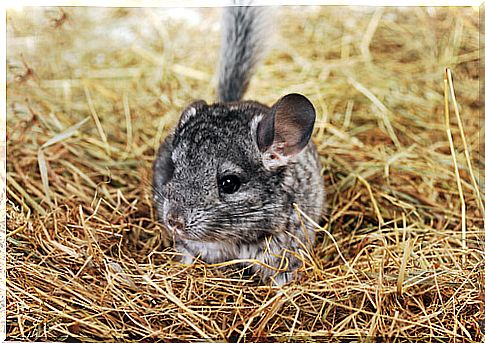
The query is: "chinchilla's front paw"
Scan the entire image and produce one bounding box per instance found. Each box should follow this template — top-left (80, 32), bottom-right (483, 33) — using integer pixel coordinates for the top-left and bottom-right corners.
top-left (178, 254), bottom-right (195, 265)
top-left (175, 245), bottom-right (195, 265)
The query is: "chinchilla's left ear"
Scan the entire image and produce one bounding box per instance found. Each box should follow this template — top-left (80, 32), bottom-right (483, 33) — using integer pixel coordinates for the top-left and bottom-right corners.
top-left (256, 93), bottom-right (315, 168)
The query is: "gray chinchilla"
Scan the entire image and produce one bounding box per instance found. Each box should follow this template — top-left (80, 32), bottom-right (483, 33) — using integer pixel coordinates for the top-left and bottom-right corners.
top-left (153, 5), bottom-right (325, 285)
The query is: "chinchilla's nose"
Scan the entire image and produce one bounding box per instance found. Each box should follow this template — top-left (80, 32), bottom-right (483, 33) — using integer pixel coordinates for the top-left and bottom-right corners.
top-left (166, 210), bottom-right (185, 231)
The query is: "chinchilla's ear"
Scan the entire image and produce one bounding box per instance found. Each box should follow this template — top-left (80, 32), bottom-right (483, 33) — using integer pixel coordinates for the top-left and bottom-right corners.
top-left (257, 93), bottom-right (315, 168)
top-left (177, 100), bottom-right (207, 127)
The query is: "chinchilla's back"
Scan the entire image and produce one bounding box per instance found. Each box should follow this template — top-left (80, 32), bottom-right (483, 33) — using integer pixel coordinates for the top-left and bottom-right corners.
top-left (217, 5), bottom-right (274, 102)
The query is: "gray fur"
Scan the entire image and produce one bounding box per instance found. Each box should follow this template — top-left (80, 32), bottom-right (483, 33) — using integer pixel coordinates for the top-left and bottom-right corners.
top-left (217, 5), bottom-right (273, 102)
top-left (152, 6), bottom-right (325, 286)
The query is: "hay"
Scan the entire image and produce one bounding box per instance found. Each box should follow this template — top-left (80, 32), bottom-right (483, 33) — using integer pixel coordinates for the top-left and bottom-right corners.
top-left (6, 5), bottom-right (484, 341)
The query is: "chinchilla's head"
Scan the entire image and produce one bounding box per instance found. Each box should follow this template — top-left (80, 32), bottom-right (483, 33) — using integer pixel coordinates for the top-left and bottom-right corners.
top-left (153, 94), bottom-right (316, 243)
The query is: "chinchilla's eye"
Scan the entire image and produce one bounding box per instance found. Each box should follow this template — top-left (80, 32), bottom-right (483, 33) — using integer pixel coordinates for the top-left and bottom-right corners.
top-left (218, 175), bottom-right (241, 194)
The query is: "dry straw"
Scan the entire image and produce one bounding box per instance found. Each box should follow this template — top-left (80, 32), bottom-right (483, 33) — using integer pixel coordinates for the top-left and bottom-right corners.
top-left (6, 6), bottom-right (484, 341)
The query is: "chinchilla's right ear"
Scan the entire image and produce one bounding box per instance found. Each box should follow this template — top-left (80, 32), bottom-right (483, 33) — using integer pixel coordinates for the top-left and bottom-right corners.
top-left (177, 100), bottom-right (208, 128)
top-left (256, 93), bottom-right (316, 169)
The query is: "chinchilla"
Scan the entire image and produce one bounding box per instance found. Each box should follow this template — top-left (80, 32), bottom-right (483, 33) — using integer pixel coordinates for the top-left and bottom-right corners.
top-left (153, 4), bottom-right (325, 285)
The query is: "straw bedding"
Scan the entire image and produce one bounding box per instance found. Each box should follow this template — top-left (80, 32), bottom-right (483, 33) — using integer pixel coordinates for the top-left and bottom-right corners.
top-left (6, 5), bottom-right (484, 341)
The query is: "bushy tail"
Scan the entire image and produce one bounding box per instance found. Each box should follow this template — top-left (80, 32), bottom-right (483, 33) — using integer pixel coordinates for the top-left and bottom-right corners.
top-left (217, 4), bottom-right (273, 103)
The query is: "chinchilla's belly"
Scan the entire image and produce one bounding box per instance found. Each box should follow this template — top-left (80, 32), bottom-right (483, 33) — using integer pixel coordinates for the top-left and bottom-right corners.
top-left (179, 239), bottom-right (267, 264)
top-left (180, 240), bottom-right (238, 263)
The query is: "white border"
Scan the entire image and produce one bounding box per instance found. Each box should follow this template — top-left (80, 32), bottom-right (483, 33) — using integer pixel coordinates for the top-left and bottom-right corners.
top-left (2, 1), bottom-right (481, 342)
top-left (3, 0), bottom-right (484, 7)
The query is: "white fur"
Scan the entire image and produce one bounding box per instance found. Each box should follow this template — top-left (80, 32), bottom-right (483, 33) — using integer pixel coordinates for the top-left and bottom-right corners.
top-left (178, 106), bottom-right (197, 127)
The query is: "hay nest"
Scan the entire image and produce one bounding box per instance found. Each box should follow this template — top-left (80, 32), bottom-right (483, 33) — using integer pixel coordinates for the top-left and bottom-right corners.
top-left (6, 5), bottom-right (484, 341)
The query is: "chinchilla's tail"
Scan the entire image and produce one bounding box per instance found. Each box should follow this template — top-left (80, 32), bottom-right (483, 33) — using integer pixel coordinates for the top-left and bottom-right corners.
top-left (217, 3), bottom-right (274, 103)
